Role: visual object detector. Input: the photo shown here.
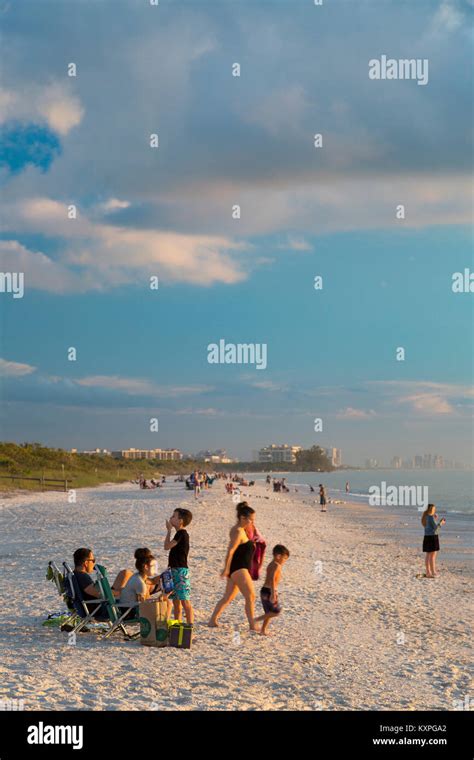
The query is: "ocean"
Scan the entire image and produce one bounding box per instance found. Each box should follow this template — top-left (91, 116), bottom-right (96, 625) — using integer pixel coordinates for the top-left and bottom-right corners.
top-left (245, 469), bottom-right (474, 515)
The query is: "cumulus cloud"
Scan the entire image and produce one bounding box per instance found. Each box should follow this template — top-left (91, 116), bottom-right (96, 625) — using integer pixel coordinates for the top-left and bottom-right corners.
top-left (368, 380), bottom-right (474, 417)
top-left (398, 393), bottom-right (454, 415)
top-left (0, 197), bottom-right (248, 290)
top-left (0, 82), bottom-right (83, 136)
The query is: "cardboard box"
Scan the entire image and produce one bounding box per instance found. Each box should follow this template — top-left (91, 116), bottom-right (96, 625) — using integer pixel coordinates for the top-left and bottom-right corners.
top-left (139, 599), bottom-right (169, 647)
top-left (168, 621), bottom-right (193, 649)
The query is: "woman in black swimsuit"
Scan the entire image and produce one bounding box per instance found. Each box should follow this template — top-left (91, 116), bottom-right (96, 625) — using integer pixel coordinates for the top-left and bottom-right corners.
top-left (208, 503), bottom-right (259, 631)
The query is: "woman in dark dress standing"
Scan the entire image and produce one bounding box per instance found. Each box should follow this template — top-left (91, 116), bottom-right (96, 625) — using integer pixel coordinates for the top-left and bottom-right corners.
top-left (208, 502), bottom-right (259, 631)
top-left (421, 503), bottom-right (446, 578)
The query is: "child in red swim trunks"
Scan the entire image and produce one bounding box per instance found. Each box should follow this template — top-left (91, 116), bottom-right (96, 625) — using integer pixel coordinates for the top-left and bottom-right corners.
top-left (254, 544), bottom-right (290, 635)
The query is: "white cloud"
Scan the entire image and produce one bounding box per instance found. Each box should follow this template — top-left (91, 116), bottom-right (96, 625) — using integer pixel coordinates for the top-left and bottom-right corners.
top-left (368, 380), bottom-right (474, 417)
top-left (429, 1), bottom-right (464, 35)
top-left (76, 375), bottom-right (213, 397)
top-left (0, 240), bottom-right (89, 293)
top-left (0, 357), bottom-right (37, 377)
top-left (398, 394), bottom-right (454, 415)
top-left (0, 81), bottom-right (83, 135)
top-left (1, 198), bottom-right (248, 290)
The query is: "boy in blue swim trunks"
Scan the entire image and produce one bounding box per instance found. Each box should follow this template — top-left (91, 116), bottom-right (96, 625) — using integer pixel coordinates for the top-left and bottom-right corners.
top-left (164, 508), bottom-right (194, 624)
top-left (255, 545), bottom-right (290, 636)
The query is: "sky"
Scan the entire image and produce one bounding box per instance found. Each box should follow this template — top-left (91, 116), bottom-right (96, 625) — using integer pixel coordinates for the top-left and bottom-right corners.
top-left (0, 0), bottom-right (473, 465)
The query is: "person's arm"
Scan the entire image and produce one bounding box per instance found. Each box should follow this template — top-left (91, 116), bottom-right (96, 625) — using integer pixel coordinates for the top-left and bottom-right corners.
top-left (83, 583), bottom-right (102, 598)
top-left (222, 527), bottom-right (242, 577)
top-left (268, 565), bottom-right (280, 603)
top-left (137, 579), bottom-right (149, 602)
top-left (164, 520), bottom-right (178, 550)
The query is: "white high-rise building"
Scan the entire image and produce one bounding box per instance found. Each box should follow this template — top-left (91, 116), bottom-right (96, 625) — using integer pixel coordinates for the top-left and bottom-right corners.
top-left (325, 448), bottom-right (342, 467)
top-left (258, 444), bottom-right (302, 464)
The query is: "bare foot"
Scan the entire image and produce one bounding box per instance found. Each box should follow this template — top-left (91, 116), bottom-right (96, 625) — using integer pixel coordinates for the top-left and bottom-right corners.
top-left (208, 619), bottom-right (219, 627)
top-left (260, 630), bottom-right (270, 636)
top-left (249, 626), bottom-right (261, 633)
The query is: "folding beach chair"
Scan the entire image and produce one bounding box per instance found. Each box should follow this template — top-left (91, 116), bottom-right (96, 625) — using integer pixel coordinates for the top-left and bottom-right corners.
top-left (62, 562), bottom-right (110, 635)
top-left (95, 565), bottom-right (140, 640)
top-left (47, 561), bottom-right (66, 596)
top-left (44, 560), bottom-right (78, 628)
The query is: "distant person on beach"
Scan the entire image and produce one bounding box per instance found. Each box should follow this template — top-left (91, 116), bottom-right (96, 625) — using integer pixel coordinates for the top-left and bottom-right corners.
top-left (421, 504), bottom-right (446, 578)
top-left (193, 471), bottom-right (201, 498)
top-left (319, 484), bottom-right (327, 512)
top-left (255, 545), bottom-right (290, 635)
top-left (345, 482), bottom-right (350, 494)
top-left (208, 502), bottom-right (259, 631)
top-left (165, 508), bottom-right (194, 624)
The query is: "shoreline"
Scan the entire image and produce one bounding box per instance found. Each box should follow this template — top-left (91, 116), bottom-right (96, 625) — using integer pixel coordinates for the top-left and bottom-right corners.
top-left (2, 478), bottom-right (471, 575)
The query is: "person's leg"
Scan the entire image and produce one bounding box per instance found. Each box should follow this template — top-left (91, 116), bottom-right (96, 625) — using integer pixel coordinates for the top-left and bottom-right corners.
top-left (426, 552), bottom-right (433, 578)
top-left (232, 569), bottom-right (258, 631)
top-left (261, 612), bottom-right (278, 635)
top-left (208, 579), bottom-right (239, 626)
top-left (182, 600), bottom-right (194, 624)
top-left (424, 551), bottom-right (431, 576)
top-left (173, 599), bottom-right (182, 621)
top-left (431, 551), bottom-right (438, 576)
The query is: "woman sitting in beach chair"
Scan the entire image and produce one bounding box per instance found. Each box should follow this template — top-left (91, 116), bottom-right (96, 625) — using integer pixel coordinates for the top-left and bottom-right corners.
top-left (119, 554), bottom-right (157, 617)
top-left (110, 548), bottom-right (160, 597)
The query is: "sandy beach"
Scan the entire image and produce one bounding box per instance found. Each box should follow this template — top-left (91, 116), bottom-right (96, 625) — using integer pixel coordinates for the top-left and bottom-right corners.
top-left (0, 479), bottom-right (472, 711)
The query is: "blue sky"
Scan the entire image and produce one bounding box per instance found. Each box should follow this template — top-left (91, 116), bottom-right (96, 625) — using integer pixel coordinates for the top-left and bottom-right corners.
top-left (0, 0), bottom-right (473, 464)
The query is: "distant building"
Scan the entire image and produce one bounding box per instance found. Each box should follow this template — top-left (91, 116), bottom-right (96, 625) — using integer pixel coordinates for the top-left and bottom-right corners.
top-left (365, 458), bottom-right (378, 469)
top-left (391, 456), bottom-right (402, 469)
top-left (325, 447), bottom-right (342, 467)
top-left (71, 448), bottom-right (111, 456)
top-left (111, 448), bottom-right (183, 461)
top-left (195, 449), bottom-right (236, 464)
top-left (258, 444), bottom-right (302, 464)
top-left (414, 455), bottom-right (423, 469)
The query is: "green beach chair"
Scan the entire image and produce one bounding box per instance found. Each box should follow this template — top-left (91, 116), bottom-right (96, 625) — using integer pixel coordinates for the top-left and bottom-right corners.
top-left (95, 565), bottom-right (140, 640)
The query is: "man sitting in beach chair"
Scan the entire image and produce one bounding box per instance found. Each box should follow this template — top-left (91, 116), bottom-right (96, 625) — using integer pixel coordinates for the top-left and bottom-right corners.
top-left (69, 548), bottom-right (110, 622)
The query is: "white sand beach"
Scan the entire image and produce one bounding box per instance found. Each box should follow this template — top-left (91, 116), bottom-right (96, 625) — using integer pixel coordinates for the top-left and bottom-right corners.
top-left (0, 480), bottom-right (472, 711)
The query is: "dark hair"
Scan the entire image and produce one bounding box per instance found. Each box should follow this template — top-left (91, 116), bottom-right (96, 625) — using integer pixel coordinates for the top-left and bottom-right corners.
top-left (134, 547), bottom-right (152, 560)
top-left (174, 508), bottom-right (193, 527)
top-left (136, 554), bottom-right (155, 573)
top-left (236, 502), bottom-right (255, 520)
top-left (273, 544), bottom-right (290, 558)
top-left (73, 547), bottom-right (92, 567)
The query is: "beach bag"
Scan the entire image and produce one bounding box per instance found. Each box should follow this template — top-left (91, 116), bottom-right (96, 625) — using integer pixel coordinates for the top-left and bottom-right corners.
top-left (168, 621), bottom-right (193, 649)
top-left (139, 598), bottom-right (169, 647)
top-left (160, 568), bottom-right (174, 595)
top-left (250, 528), bottom-right (267, 581)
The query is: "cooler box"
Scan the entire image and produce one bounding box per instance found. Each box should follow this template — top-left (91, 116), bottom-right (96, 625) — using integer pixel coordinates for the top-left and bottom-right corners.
top-left (139, 598), bottom-right (169, 647)
top-left (168, 621), bottom-right (193, 649)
